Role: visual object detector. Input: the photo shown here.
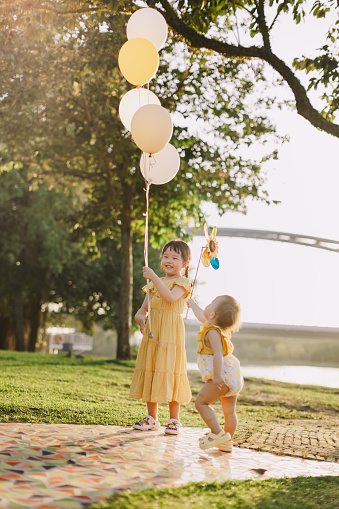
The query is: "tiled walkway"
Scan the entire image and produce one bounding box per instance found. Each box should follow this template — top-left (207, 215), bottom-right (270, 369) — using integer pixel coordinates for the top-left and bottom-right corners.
top-left (236, 422), bottom-right (339, 462)
top-left (1, 423), bottom-right (339, 509)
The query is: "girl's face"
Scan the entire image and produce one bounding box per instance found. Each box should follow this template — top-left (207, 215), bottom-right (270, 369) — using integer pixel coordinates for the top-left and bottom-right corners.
top-left (161, 247), bottom-right (187, 277)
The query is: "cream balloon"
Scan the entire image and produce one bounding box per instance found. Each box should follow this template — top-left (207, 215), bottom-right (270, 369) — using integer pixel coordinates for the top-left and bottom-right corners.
top-left (140, 144), bottom-right (180, 185)
top-left (118, 38), bottom-right (159, 86)
top-left (119, 88), bottom-right (161, 131)
top-left (127, 8), bottom-right (168, 52)
top-left (131, 104), bottom-right (173, 154)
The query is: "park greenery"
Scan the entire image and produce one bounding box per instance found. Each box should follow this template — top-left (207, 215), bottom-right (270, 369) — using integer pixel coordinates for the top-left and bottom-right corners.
top-left (1, 350), bottom-right (338, 430)
top-left (0, 0), bottom-right (337, 357)
top-left (0, 0), bottom-right (285, 357)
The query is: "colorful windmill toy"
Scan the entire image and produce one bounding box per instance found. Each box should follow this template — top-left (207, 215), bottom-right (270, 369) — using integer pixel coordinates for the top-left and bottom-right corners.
top-left (202, 224), bottom-right (220, 270)
top-left (185, 223), bottom-right (219, 319)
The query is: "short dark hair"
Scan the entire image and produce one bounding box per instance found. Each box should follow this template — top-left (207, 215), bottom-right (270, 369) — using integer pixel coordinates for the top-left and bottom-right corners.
top-left (161, 240), bottom-right (191, 277)
top-left (214, 295), bottom-right (241, 331)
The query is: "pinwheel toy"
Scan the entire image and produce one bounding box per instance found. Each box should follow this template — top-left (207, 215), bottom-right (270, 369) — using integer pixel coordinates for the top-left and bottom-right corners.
top-left (185, 224), bottom-right (220, 318)
top-left (201, 224), bottom-right (220, 270)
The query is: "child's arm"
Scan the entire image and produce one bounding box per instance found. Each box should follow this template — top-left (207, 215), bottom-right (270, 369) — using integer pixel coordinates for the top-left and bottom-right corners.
top-left (207, 329), bottom-right (225, 389)
top-left (134, 295), bottom-right (148, 334)
top-left (142, 267), bottom-right (187, 303)
top-left (187, 298), bottom-right (205, 323)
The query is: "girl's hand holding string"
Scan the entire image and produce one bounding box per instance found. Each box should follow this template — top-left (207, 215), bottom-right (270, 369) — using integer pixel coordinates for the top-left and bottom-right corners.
top-left (142, 266), bottom-right (156, 280)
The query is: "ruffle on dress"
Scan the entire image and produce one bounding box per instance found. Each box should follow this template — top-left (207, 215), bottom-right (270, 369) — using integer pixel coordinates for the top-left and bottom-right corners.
top-left (197, 321), bottom-right (234, 356)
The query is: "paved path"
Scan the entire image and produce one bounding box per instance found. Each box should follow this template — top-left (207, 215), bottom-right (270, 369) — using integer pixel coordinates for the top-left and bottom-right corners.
top-left (0, 423), bottom-right (339, 509)
top-left (235, 421), bottom-right (339, 462)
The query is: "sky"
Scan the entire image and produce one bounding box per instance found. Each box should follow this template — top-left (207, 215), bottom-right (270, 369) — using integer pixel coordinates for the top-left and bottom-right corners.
top-left (185, 8), bottom-right (339, 327)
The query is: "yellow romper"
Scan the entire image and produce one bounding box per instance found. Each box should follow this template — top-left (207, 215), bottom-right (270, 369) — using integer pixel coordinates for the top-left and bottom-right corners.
top-left (197, 321), bottom-right (243, 396)
top-left (129, 276), bottom-right (192, 404)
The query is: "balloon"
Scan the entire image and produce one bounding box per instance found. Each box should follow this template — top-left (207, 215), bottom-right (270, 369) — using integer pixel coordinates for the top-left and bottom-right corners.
top-left (140, 144), bottom-right (180, 185)
top-left (119, 88), bottom-right (161, 131)
top-left (118, 38), bottom-right (159, 86)
top-left (127, 8), bottom-right (168, 51)
top-left (131, 104), bottom-right (173, 154)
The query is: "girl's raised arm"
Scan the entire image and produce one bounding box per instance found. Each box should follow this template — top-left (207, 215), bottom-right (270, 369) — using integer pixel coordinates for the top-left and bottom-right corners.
top-left (187, 298), bottom-right (205, 323)
top-left (142, 267), bottom-right (187, 303)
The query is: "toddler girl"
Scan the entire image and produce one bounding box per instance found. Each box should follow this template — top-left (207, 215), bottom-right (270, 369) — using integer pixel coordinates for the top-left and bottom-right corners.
top-left (188, 295), bottom-right (243, 451)
top-left (130, 240), bottom-right (192, 435)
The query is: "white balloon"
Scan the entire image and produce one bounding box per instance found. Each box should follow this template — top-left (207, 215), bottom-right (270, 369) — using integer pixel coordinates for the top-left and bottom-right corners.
top-left (127, 8), bottom-right (168, 52)
top-left (140, 144), bottom-right (180, 185)
top-left (131, 104), bottom-right (173, 155)
top-left (119, 88), bottom-right (161, 131)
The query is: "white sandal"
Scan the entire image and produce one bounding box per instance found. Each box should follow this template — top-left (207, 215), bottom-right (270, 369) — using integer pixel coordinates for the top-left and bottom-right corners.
top-left (132, 415), bottom-right (160, 431)
top-left (199, 430), bottom-right (231, 450)
top-left (164, 419), bottom-right (182, 435)
top-left (218, 439), bottom-right (233, 452)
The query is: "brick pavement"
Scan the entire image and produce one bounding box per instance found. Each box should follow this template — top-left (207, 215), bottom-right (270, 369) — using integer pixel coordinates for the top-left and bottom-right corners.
top-left (235, 421), bottom-right (339, 462)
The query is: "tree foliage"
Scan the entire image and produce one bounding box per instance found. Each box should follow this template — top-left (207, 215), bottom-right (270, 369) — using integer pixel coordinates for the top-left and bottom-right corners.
top-left (152, 0), bottom-right (339, 136)
top-left (2, 0), bottom-right (336, 136)
top-left (0, 167), bottom-right (80, 351)
top-left (0, 2), bottom-right (283, 357)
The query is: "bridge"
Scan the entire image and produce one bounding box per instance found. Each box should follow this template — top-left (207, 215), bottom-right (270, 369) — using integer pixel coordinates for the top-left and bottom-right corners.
top-left (191, 228), bottom-right (339, 253)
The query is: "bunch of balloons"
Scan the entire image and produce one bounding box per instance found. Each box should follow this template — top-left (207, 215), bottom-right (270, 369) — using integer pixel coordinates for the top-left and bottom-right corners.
top-left (118, 7), bottom-right (180, 185)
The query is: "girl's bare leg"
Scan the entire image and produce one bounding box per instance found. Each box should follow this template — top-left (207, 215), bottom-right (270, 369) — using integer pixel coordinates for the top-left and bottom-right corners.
top-left (220, 395), bottom-right (238, 438)
top-left (147, 402), bottom-right (158, 420)
top-left (169, 401), bottom-right (180, 420)
top-left (195, 380), bottom-right (229, 434)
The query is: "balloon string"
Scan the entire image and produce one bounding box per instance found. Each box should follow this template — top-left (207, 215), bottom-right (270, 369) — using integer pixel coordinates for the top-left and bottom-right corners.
top-left (144, 179), bottom-right (153, 339)
top-left (185, 247), bottom-right (204, 319)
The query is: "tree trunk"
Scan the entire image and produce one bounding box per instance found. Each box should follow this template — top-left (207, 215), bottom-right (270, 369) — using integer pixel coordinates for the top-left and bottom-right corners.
top-left (0, 316), bottom-right (10, 350)
top-left (28, 294), bottom-right (41, 352)
top-left (13, 288), bottom-right (25, 351)
top-left (116, 188), bottom-right (133, 360)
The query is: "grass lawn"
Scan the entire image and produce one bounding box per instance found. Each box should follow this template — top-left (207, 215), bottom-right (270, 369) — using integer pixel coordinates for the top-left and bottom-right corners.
top-left (1, 350), bottom-right (337, 433)
top-left (88, 477), bottom-right (339, 509)
top-left (1, 350), bottom-right (338, 508)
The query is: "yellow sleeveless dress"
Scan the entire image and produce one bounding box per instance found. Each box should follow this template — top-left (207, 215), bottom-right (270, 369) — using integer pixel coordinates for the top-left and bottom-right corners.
top-left (197, 322), bottom-right (243, 396)
top-left (129, 276), bottom-right (192, 404)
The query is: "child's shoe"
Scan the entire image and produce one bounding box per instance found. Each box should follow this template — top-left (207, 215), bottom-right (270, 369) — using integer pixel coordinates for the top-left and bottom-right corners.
top-left (218, 439), bottom-right (233, 453)
top-left (164, 419), bottom-right (182, 435)
top-left (199, 430), bottom-right (231, 450)
top-left (132, 415), bottom-right (160, 431)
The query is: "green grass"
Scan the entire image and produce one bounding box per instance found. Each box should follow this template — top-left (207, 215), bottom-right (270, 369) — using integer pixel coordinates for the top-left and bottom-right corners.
top-left (88, 477), bottom-right (339, 509)
top-left (0, 350), bottom-right (338, 432)
top-left (0, 350), bottom-right (144, 424)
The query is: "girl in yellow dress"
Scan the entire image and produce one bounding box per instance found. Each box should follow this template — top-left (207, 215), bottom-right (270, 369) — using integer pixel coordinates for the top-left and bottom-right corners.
top-left (130, 240), bottom-right (192, 435)
top-left (188, 295), bottom-right (243, 451)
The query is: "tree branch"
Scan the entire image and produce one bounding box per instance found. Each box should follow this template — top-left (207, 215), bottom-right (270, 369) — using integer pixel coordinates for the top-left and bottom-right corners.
top-left (154, 0), bottom-right (339, 138)
top-left (257, 0), bottom-right (271, 50)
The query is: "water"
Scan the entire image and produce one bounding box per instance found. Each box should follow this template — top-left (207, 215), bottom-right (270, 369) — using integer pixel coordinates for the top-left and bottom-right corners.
top-left (187, 363), bottom-right (339, 389)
